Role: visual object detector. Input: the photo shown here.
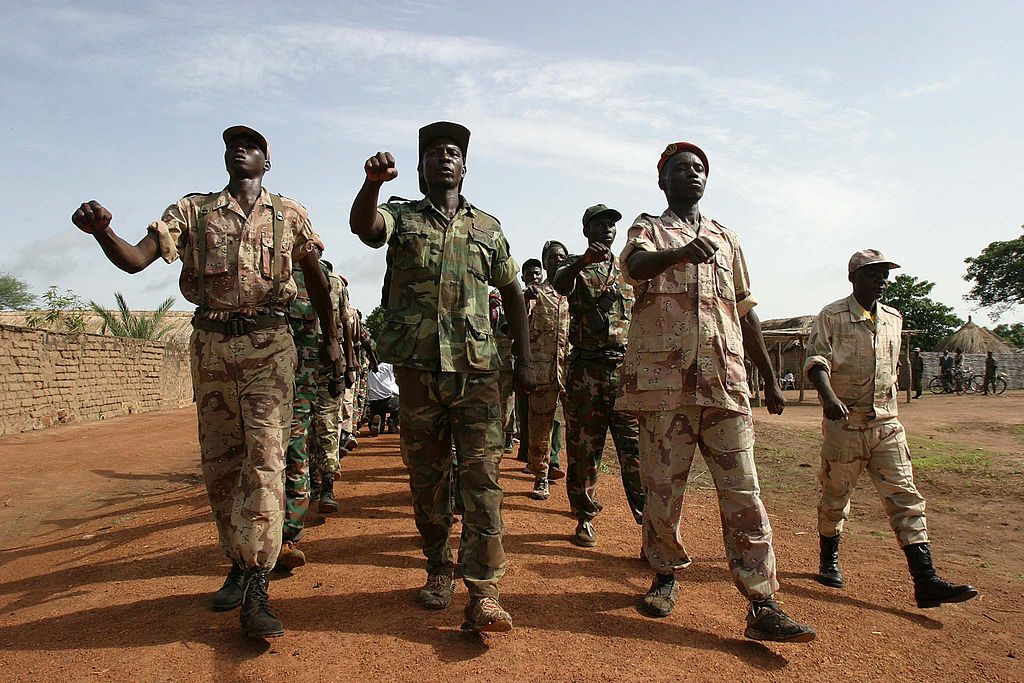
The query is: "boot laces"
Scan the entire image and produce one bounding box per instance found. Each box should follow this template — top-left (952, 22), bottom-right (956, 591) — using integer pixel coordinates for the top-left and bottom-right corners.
top-left (426, 574), bottom-right (452, 592)
top-left (245, 571), bottom-right (274, 614)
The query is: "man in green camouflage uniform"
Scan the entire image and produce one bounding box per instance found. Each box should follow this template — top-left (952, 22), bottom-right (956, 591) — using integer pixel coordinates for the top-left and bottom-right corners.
top-left (552, 205), bottom-right (645, 548)
top-left (350, 121), bottom-right (536, 633)
top-left (490, 290), bottom-right (517, 452)
top-left (72, 125), bottom-right (344, 639)
top-left (619, 141), bottom-right (814, 642)
top-left (308, 264), bottom-right (355, 515)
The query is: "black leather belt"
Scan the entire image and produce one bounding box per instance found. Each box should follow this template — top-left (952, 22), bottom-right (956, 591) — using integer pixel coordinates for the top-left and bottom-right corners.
top-left (191, 313), bottom-right (287, 336)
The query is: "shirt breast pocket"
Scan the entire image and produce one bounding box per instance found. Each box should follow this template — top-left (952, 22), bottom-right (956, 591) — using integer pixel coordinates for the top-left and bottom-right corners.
top-left (393, 227), bottom-right (431, 270)
top-left (714, 250), bottom-right (735, 301)
top-left (203, 228), bottom-right (231, 275)
top-left (467, 227), bottom-right (496, 283)
top-left (259, 235), bottom-right (291, 281)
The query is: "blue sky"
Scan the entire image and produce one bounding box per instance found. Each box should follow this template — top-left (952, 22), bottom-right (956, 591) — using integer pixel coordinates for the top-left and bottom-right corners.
top-left (2, 0), bottom-right (1022, 324)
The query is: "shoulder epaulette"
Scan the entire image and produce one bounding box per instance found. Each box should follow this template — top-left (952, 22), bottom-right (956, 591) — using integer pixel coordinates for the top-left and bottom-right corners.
top-left (879, 302), bottom-right (903, 318)
top-left (386, 195), bottom-right (416, 204)
top-left (183, 192), bottom-right (209, 199)
top-left (472, 206), bottom-right (501, 225)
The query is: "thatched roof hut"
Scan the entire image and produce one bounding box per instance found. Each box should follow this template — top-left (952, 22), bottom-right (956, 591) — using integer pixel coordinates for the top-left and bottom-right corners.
top-left (934, 316), bottom-right (1017, 353)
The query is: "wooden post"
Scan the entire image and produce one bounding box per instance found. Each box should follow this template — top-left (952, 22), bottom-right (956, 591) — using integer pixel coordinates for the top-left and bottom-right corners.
top-left (905, 332), bottom-right (912, 404)
top-left (752, 366), bottom-right (761, 407)
top-left (799, 337), bottom-right (808, 402)
top-left (776, 342), bottom-right (783, 378)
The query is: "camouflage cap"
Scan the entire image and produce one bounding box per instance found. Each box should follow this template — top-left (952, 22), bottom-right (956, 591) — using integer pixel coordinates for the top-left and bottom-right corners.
top-left (657, 141), bottom-right (709, 176)
top-left (582, 203), bottom-right (622, 227)
top-left (222, 125), bottom-right (270, 160)
top-left (848, 249), bottom-right (900, 274)
top-left (418, 121), bottom-right (470, 161)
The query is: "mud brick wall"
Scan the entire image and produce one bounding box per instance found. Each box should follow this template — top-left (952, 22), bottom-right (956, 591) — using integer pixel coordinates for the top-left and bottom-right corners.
top-left (902, 352), bottom-right (1024, 390)
top-left (0, 325), bottom-right (193, 436)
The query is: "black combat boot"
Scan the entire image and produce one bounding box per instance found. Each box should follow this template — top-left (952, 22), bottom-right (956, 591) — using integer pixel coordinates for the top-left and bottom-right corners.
top-left (903, 543), bottom-right (979, 608)
top-left (239, 568), bottom-right (284, 638)
top-left (211, 562), bottom-right (245, 611)
top-left (319, 477), bottom-right (339, 514)
top-left (817, 534), bottom-right (844, 588)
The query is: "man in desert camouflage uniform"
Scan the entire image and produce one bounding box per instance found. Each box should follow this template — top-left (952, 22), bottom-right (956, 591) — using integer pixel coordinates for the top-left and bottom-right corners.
top-left (523, 247), bottom-right (570, 500)
top-left (308, 263), bottom-right (356, 516)
top-left (349, 121), bottom-right (535, 633)
top-left (806, 249), bottom-right (977, 609)
top-left (551, 204), bottom-right (645, 548)
top-left (490, 290), bottom-right (517, 452)
top-left (618, 141), bottom-right (814, 643)
top-left (72, 126), bottom-right (344, 639)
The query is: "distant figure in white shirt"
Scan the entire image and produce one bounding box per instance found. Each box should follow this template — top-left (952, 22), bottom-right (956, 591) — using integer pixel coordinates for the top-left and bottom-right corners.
top-left (368, 362), bottom-right (400, 436)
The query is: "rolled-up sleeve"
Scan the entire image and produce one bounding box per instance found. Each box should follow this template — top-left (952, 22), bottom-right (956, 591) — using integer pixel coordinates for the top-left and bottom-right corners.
top-left (619, 218), bottom-right (656, 287)
top-left (146, 199), bottom-right (190, 264)
top-left (360, 204), bottom-right (398, 249)
top-left (489, 230), bottom-right (519, 289)
top-left (290, 206), bottom-right (316, 262)
top-left (732, 236), bottom-right (758, 317)
top-left (803, 310), bottom-right (834, 376)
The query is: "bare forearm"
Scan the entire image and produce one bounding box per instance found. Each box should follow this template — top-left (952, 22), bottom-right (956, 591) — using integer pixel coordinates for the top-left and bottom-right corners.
top-left (740, 309), bottom-right (776, 383)
top-left (499, 280), bottom-right (533, 366)
top-left (93, 228), bottom-right (159, 274)
top-left (625, 248), bottom-right (687, 281)
top-left (349, 179), bottom-right (386, 241)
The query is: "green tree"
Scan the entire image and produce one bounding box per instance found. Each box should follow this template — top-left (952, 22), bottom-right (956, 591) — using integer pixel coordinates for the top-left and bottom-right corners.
top-left (24, 286), bottom-right (86, 334)
top-left (964, 226), bottom-right (1024, 320)
top-left (881, 274), bottom-right (962, 351)
top-left (0, 272), bottom-right (35, 310)
top-left (364, 305), bottom-right (385, 342)
top-left (993, 322), bottom-right (1024, 349)
top-left (89, 292), bottom-right (176, 340)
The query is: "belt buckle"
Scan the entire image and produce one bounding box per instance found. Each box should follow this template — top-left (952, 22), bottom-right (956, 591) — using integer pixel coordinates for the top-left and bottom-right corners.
top-left (227, 318), bottom-right (246, 336)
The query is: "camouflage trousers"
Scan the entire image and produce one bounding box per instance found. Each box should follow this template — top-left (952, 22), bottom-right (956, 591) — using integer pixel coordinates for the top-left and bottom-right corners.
top-left (638, 407), bottom-right (778, 601)
top-left (498, 369), bottom-right (515, 438)
top-left (526, 389), bottom-right (565, 479)
top-left (564, 356), bottom-right (644, 523)
top-left (340, 386), bottom-right (355, 433)
top-left (190, 325), bottom-right (295, 570)
top-left (818, 417), bottom-right (928, 547)
top-left (395, 367), bottom-right (505, 599)
top-left (309, 376), bottom-right (342, 486)
top-left (283, 336), bottom-right (319, 542)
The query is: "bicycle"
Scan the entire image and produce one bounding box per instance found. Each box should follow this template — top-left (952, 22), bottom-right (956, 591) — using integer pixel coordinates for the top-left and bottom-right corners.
top-left (928, 367), bottom-right (976, 395)
top-left (970, 371), bottom-right (1008, 395)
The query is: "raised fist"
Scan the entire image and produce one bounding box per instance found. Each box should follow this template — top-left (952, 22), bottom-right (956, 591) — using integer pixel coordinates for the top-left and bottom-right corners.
top-left (581, 241), bottom-right (610, 265)
top-left (364, 152), bottom-right (398, 183)
top-left (72, 200), bottom-right (112, 235)
top-left (680, 235), bottom-right (718, 264)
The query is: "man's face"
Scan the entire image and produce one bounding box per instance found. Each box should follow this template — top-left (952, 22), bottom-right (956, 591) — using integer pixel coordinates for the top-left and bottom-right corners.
top-left (584, 216), bottom-right (617, 246)
top-left (851, 263), bottom-right (890, 303)
top-left (420, 138), bottom-right (465, 192)
top-left (659, 151), bottom-right (707, 204)
top-left (522, 265), bottom-right (543, 286)
top-left (544, 245), bottom-right (567, 276)
top-left (224, 134), bottom-right (269, 179)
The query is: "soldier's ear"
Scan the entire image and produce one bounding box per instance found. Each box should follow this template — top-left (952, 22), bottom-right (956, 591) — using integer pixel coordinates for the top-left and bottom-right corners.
top-left (264, 159), bottom-right (272, 172)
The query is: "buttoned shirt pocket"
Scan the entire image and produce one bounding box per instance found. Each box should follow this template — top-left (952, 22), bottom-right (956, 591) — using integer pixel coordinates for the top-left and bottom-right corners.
top-left (632, 335), bottom-right (684, 391)
top-left (467, 226), bottom-right (496, 284)
top-left (379, 310), bottom-right (422, 362)
top-left (714, 250), bottom-right (736, 302)
top-left (466, 314), bottom-right (498, 370)
top-left (203, 228), bottom-right (231, 275)
top-left (393, 225), bottom-right (431, 270)
top-left (259, 235), bottom-right (292, 281)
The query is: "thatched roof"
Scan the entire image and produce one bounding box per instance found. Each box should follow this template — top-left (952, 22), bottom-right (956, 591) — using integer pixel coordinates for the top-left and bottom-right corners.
top-left (0, 310), bottom-right (194, 346)
top-left (934, 316), bottom-right (1017, 353)
top-left (761, 315), bottom-right (816, 335)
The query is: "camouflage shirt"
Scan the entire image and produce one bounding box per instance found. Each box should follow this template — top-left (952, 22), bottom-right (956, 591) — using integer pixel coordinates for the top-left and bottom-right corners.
top-left (804, 294), bottom-right (903, 423)
top-left (554, 254), bottom-right (634, 359)
top-left (528, 281), bottom-right (570, 390)
top-left (616, 210), bottom-right (757, 415)
top-left (490, 291), bottom-right (514, 371)
top-left (148, 187), bottom-right (315, 313)
top-left (362, 196), bottom-right (519, 372)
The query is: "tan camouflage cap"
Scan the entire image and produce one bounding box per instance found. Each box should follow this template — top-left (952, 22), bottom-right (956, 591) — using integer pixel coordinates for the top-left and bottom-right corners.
top-left (222, 125), bottom-right (270, 160)
top-left (848, 248), bottom-right (900, 274)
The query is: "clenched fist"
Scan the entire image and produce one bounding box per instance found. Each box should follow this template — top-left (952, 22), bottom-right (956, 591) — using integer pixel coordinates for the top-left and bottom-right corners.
top-left (72, 201), bottom-right (112, 235)
top-left (580, 241), bottom-right (610, 266)
top-left (679, 235), bottom-right (718, 265)
top-left (364, 152), bottom-right (398, 183)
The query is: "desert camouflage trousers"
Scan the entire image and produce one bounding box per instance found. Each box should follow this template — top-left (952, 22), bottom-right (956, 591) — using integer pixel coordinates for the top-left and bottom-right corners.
top-left (818, 417), bottom-right (928, 547)
top-left (283, 323), bottom-right (319, 542)
top-left (191, 325), bottom-right (295, 570)
top-left (340, 386), bottom-right (355, 433)
top-left (395, 367), bottom-right (505, 599)
top-left (564, 356), bottom-right (644, 523)
top-left (638, 407), bottom-right (778, 601)
top-left (309, 376), bottom-right (342, 485)
top-left (526, 389), bottom-right (565, 479)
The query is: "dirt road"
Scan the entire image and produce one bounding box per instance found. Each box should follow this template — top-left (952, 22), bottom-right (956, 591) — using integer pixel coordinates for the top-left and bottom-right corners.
top-left (0, 394), bottom-right (1021, 682)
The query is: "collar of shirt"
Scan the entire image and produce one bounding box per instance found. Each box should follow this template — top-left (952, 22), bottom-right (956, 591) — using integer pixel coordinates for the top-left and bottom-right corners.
top-left (413, 194), bottom-right (475, 222)
top-left (209, 186), bottom-right (274, 220)
top-left (847, 294), bottom-right (877, 323)
top-left (659, 209), bottom-right (723, 237)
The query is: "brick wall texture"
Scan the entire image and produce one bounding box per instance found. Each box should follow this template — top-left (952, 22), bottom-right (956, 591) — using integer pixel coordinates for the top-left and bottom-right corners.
top-left (0, 324), bottom-right (193, 436)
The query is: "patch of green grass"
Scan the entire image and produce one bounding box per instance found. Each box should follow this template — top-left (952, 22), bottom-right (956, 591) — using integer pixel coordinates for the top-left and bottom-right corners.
top-left (869, 530), bottom-right (888, 539)
top-left (907, 436), bottom-right (996, 474)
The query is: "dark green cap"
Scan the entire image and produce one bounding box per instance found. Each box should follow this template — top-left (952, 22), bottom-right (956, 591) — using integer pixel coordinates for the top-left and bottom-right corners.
top-left (418, 121), bottom-right (470, 161)
top-left (582, 203), bottom-right (622, 227)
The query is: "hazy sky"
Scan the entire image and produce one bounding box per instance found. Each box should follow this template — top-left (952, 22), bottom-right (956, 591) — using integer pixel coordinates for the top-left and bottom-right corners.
top-left (3, 0), bottom-right (1022, 324)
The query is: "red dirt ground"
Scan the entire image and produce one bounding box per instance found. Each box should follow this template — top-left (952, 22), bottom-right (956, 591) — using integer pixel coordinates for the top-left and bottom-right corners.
top-left (0, 393), bottom-right (1021, 682)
